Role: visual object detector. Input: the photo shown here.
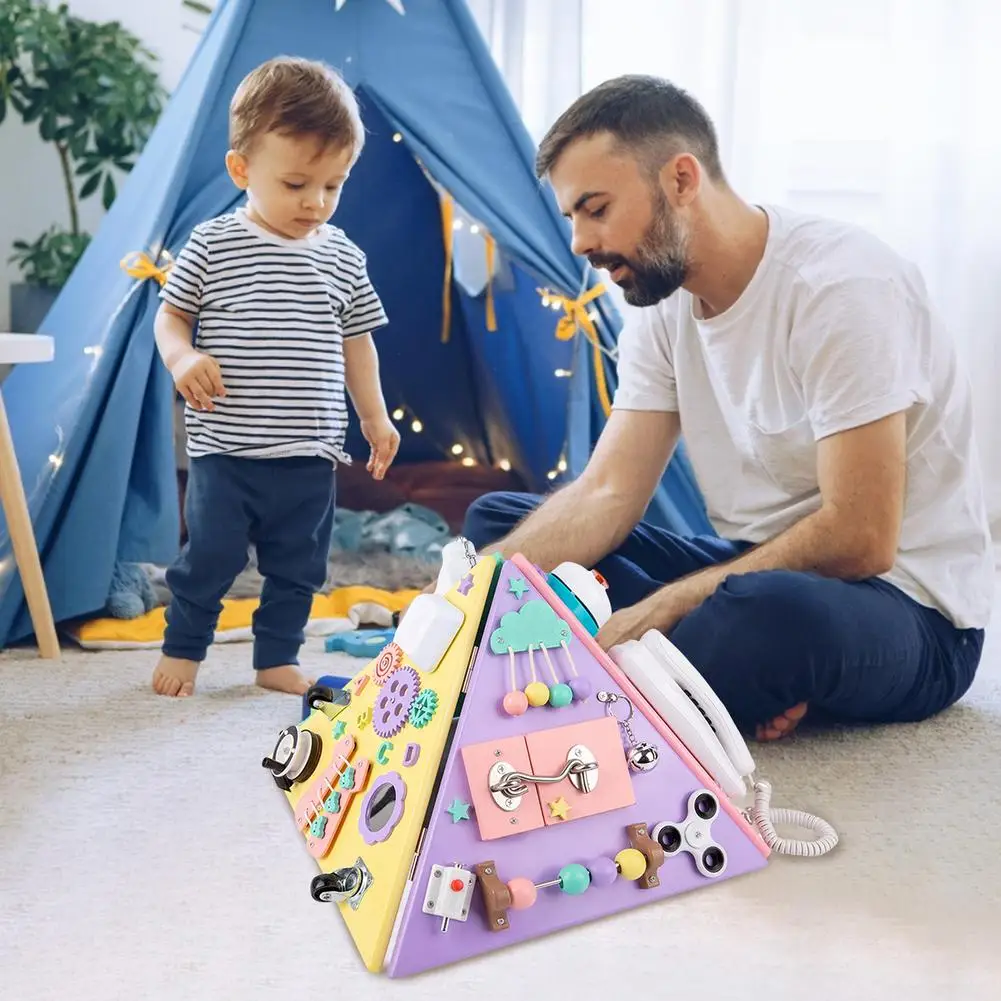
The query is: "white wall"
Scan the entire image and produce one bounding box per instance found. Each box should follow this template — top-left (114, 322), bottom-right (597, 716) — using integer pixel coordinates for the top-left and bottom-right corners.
top-left (0, 0), bottom-right (200, 329)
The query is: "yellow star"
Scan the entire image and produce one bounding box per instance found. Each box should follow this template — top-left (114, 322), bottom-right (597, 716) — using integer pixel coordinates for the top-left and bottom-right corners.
top-left (548, 797), bottom-right (571, 821)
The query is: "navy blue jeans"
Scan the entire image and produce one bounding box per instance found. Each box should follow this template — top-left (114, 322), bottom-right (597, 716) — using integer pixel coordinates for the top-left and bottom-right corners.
top-left (163, 454), bottom-right (335, 669)
top-left (463, 491), bottom-right (984, 733)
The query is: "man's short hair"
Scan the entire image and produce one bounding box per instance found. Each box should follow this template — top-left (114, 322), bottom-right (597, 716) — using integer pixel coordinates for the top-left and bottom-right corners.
top-left (229, 56), bottom-right (364, 158)
top-left (536, 74), bottom-right (724, 182)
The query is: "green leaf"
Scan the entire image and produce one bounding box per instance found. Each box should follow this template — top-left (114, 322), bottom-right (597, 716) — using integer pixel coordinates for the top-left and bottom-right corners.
top-left (101, 172), bottom-right (116, 210)
top-left (78, 171), bottom-right (100, 198)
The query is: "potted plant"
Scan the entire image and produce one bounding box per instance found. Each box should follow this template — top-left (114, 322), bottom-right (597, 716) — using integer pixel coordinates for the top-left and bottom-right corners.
top-left (0, 0), bottom-right (166, 331)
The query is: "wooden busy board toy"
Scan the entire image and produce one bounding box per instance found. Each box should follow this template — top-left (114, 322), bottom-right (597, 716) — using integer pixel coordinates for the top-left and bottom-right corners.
top-left (263, 547), bottom-right (775, 976)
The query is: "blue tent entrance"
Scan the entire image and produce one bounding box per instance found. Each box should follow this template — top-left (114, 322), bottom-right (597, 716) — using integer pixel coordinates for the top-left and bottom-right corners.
top-left (0, 0), bottom-right (710, 648)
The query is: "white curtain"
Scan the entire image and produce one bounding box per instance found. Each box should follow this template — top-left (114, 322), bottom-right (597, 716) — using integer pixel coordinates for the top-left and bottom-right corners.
top-left (472, 0), bottom-right (1001, 532)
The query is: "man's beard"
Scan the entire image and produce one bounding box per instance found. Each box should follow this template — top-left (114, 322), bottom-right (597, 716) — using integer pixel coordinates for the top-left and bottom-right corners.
top-left (590, 191), bottom-right (689, 307)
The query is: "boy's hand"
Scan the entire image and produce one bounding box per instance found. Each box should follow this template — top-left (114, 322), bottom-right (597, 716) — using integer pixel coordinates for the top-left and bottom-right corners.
top-left (171, 349), bottom-right (225, 411)
top-left (361, 415), bottom-right (400, 480)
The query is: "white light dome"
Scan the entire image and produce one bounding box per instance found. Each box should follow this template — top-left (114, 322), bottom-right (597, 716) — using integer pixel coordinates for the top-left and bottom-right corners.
top-left (551, 561), bottom-right (611, 627)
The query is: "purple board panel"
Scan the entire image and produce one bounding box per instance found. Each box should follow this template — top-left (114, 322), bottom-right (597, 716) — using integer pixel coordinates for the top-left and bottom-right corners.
top-left (386, 558), bottom-right (769, 977)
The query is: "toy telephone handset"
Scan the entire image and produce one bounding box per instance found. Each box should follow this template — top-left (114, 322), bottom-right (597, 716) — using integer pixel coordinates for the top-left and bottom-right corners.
top-left (611, 628), bottom-right (840, 858)
top-left (609, 629), bottom-right (756, 799)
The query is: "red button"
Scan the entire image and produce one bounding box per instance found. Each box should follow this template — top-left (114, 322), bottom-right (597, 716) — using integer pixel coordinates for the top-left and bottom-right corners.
top-left (450, 878), bottom-right (464, 892)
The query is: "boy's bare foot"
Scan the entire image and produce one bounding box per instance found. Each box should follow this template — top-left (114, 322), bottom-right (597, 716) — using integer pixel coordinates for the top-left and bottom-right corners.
top-left (755, 702), bottom-right (808, 741)
top-left (152, 655), bottom-right (200, 697)
top-left (256, 665), bottom-right (314, 696)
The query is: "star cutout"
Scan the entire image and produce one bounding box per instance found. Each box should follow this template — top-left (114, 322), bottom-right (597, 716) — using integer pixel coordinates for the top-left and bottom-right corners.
top-left (548, 797), bottom-right (571, 821)
top-left (446, 797), bottom-right (471, 823)
top-left (457, 573), bottom-right (474, 596)
top-left (335, 0), bottom-right (405, 13)
top-left (508, 576), bottom-right (529, 599)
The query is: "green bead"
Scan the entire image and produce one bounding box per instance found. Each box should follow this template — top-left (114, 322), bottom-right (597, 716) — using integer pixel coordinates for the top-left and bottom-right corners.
top-left (558, 863), bottom-right (591, 895)
top-left (549, 683), bottom-right (573, 708)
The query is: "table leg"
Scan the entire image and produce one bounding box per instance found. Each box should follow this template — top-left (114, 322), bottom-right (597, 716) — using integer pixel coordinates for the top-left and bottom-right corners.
top-left (0, 388), bottom-right (60, 659)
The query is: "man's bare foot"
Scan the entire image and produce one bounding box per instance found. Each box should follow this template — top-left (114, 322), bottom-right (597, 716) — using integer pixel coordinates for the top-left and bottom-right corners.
top-left (152, 655), bottom-right (200, 697)
top-left (256, 665), bottom-right (315, 696)
top-left (755, 702), bottom-right (808, 741)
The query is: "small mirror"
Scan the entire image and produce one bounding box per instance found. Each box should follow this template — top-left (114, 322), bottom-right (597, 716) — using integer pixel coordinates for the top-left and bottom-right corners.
top-left (359, 771), bottom-right (407, 845)
top-left (365, 781), bottom-right (397, 832)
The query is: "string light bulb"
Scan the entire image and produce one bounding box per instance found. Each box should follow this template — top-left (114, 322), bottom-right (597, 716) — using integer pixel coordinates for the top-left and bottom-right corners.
top-left (558, 458), bottom-right (568, 473)
top-left (411, 419), bottom-right (423, 433)
top-left (392, 408), bottom-right (405, 421)
top-left (547, 470), bottom-right (558, 480)
top-left (461, 456), bottom-right (476, 467)
top-left (498, 459), bottom-right (511, 471)
top-left (554, 368), bottom-right (572, 378)
top-left (48, 454), bottom-right (63, 469)
top-left (392, 132), bottom-right (403, 142)
top-left (470, 224), bottom-right (480, 235)
top-left (451, 443), bottom-right (464, 455)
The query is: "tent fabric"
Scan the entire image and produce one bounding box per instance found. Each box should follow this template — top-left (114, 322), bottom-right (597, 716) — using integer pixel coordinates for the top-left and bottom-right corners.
top-left (0, 0), bottom-right (710, 649)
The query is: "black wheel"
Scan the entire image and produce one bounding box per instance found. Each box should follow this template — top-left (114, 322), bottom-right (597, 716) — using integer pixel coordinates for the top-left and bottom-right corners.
top-left (694, 791), bottom-right (718, 820)
top-left (272, 772), bottom-right (293, 791)
top-left (307, 684), bottom-right (335, 710)
top-left (310, 868), bottom-right (361, 903)
top-left (299, 730), bottom-right (323, 782)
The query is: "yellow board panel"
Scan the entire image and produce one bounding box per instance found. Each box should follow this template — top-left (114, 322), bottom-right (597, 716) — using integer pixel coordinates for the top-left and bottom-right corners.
top-left (283, 554), bottom-right (500, 971)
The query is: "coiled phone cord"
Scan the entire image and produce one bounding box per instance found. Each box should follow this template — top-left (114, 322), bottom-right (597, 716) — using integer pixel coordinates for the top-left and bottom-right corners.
top-left (745, 778), bottom-right (840, 857)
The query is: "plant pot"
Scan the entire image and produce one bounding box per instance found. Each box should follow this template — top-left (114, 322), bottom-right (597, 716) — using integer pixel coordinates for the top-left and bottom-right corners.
top-left (1, 284), bottom-right (59, 385)
top-left (10, 282), bottom-right (59, 333)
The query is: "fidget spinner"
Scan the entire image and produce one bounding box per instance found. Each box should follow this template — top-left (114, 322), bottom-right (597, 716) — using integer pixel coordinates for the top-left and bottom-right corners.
top-left (373, 666), bottom-right (421, 738)
top-left (651, 788), bottom-right (727, 878)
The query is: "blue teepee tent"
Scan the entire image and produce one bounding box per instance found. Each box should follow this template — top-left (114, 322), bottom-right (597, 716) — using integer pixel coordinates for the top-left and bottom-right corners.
top-left (0, 0), bottom-right (710, 648)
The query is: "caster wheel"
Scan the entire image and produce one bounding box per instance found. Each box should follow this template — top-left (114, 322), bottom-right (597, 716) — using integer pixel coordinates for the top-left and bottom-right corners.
top-left (310, 868), bottom-right (361, 903)
top-left (307, 684), bottom-right (335, 710)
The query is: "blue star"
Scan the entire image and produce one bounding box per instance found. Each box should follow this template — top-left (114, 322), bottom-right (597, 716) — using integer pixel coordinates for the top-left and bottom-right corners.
top-left (508, 576), bottom-right (529, 599)
top-left (446, 798), bottom-right (471, 823)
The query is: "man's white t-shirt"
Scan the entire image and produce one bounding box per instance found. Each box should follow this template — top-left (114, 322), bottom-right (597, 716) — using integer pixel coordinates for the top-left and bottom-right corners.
top-left (612, 204), bottom-right (994, 630)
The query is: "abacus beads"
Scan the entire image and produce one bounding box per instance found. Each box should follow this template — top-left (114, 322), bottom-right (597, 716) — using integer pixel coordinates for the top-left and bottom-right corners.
top-left (503, 852), bottom-right (647, 908)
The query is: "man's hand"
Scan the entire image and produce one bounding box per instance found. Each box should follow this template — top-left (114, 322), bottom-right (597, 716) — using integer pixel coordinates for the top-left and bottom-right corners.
top-left (361, 416), bottom-right (401, 480)
top-left (171, 349), bottom-right (225, 411)
top-left (595, 585), bottom-right (692, 651)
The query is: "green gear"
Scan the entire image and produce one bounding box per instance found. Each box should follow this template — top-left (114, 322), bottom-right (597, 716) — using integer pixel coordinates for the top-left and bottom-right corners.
top-left (408, 688), bottom-right (439, 728)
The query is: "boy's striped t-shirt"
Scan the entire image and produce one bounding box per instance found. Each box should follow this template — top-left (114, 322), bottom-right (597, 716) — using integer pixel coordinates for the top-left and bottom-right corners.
top-left (159, 207), bottom-right (388, 464)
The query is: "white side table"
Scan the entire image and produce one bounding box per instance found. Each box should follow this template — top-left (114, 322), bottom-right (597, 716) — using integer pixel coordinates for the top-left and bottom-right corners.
top-left (0, 334), bottom-right (60, 659)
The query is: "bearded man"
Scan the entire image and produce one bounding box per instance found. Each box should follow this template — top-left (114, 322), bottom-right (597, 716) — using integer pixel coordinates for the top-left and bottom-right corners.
top-left (461, 74), bottom-right (993, 741)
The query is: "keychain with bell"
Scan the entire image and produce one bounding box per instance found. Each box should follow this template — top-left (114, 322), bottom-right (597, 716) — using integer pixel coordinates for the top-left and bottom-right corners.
top-left (597, 690), bottom-right (660, 772)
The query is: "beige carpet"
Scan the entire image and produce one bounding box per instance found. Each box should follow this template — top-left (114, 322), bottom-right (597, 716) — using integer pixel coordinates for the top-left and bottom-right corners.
top-left (2, 594), bottom-right (1000, 1001)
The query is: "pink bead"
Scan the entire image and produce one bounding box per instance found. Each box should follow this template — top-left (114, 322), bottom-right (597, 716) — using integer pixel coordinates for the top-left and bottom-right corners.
top-left (507, 876), bottom-right (537, 910)
top-left (586, 857), bottom-right (619, 887)
top-left (503, 690), bottom-right (529, 716)
top-left (569, 678), bottom-right (593, 702)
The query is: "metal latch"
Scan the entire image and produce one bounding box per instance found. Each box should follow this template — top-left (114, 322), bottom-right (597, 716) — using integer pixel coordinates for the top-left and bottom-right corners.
top-left (488, 744), bottom-right (598, 811)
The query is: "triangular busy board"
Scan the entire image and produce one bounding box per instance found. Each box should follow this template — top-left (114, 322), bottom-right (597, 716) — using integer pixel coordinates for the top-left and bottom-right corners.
top-left (262, 552), bottom-right (502, 972)
top-left (383, 554), bottom-right (769, 976)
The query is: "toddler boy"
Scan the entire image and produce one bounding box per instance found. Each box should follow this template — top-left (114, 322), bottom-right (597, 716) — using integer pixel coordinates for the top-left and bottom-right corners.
top-left (151, 56), bottom-right (399, 697)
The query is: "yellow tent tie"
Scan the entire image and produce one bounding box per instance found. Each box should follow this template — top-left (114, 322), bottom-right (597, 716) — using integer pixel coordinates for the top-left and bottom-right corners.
top-left (539, 283), bottom-right (612, 417)
top-left (440, 193), bottom-right (454, 342)
top-left (484, 233), bottom-right (497, 331)
top-left (120, 249), bottom-right (174, 286)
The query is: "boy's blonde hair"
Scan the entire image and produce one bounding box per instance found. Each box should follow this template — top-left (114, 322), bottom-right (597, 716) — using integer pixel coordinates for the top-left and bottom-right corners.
top-left (229, 56), bottom-right (364, 157)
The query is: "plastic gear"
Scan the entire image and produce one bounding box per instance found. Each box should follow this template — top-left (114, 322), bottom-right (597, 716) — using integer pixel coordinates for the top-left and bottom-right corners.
top-left (372, 642), bottom-right (403, 685)
top-left (373, 666), bottom-right (421, 738)
top-left (409, 687), bottom-right (439, 728)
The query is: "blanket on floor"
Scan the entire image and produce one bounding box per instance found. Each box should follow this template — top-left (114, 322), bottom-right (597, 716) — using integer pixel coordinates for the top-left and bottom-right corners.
top-left (64, 584), bottom-right (418, 650)
top-left (67, 504), bottom-right (443, 649)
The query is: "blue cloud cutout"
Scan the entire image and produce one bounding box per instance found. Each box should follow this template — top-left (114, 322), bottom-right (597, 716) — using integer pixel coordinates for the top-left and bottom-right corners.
top-left (490, 599), bottom-right (572, 654)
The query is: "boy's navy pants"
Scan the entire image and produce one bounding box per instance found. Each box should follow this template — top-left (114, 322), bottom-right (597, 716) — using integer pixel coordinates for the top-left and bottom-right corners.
top-left (462, 491), bottom-right (984, 733)
top-left (163, 454), bottom-right (335, 669)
